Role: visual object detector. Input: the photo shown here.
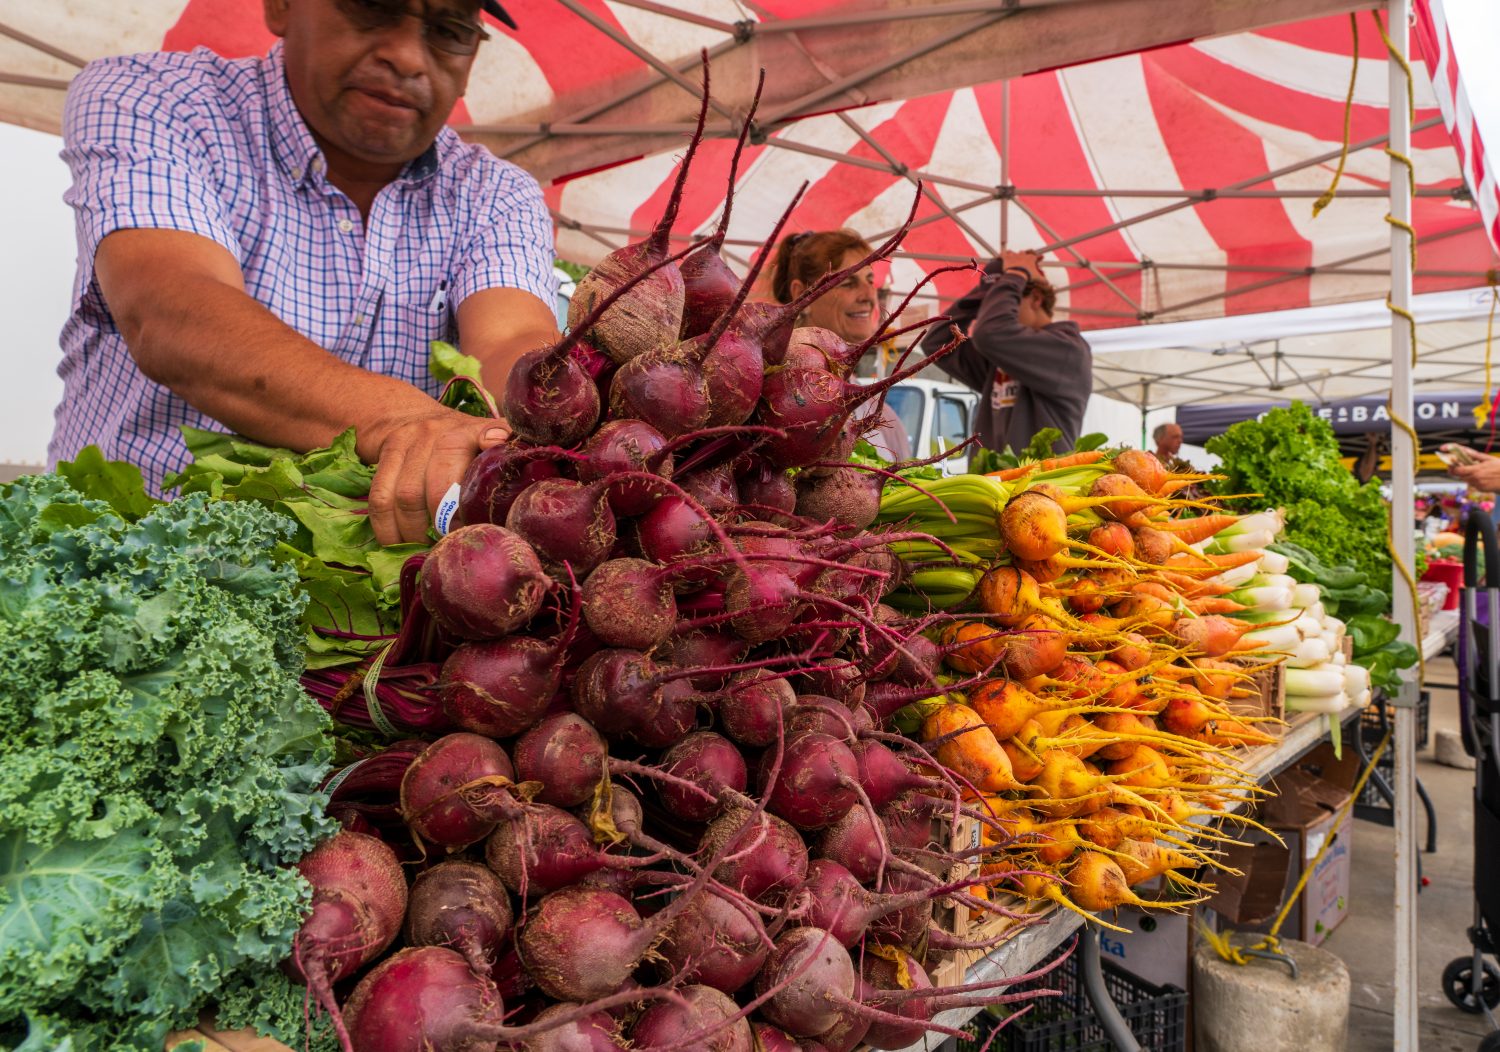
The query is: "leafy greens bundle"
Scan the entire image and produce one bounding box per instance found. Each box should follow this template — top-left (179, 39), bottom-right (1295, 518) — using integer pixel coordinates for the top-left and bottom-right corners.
top-left (0, 456), bottom-right (336, 1051)
top-left (1206, 402), bottom-right (1393, 592)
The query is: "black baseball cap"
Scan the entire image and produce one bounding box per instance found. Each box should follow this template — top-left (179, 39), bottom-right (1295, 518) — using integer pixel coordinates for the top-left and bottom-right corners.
top-left (480, 0), bottom-right (517, 29)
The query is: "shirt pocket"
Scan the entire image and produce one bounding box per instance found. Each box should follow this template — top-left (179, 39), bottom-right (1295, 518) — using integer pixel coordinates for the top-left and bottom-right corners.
top-left (370, 296), bottom-right (460, 395)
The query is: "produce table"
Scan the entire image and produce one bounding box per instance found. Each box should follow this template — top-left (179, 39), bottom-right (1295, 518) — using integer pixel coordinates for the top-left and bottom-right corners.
top-left (882, 706), bottom-right (1364, 1052)
top-left (1422, 608), bottom-right (1459, 662)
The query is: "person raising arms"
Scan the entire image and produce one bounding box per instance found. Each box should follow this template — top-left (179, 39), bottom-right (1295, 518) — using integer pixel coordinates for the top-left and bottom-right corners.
top-left (918, 249), bottom-right (1092, 455)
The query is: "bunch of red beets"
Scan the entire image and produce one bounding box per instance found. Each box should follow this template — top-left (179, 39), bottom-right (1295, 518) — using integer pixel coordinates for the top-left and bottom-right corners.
top-left (290, 65), bottom-right (1057, 1052)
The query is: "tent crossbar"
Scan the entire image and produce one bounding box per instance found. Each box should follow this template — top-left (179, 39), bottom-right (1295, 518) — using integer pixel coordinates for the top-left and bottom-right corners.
top-left (1097, 260), bottom-right (1489, 278)
top-left (1010, 186), bottom-right (1459, 199)
top-left (1010, 196), bottom-right (1143, 314)
top-left (554, 0), bottom-right (739, 123)
top-left (1037, 114), bottom-right (1445, 256)
top-left (602, 0), bottom-right (741, 34)
top-left (493, 36), bottom-right (745, 161)
top-left (834, 110), bottom-right (998, 256)
top-left (1151, 219), bottom-right (1484, 317)
top-left (758, 9), bottom-right (1015, 127)
top-left (754, 0), bottom-right (1089, 34)
top-left (0, 20), bottom-right (86, 68)
top-left (760, 134), bottom-right (999, 196)
top-left (0, 71), bottom-right (70, 90)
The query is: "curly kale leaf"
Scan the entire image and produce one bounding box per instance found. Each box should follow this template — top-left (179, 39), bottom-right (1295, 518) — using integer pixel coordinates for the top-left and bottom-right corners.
top-left (0, 465), bottom-right (335, 1052)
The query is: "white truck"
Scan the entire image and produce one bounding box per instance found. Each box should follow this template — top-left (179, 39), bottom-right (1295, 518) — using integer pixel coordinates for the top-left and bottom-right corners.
top-left (882, 378), bottom-right (980, 473)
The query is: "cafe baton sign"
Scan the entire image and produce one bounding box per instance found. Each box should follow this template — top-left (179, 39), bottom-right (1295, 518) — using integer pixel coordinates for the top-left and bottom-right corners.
top-left (1177, 392), bottom-right (1488, 444)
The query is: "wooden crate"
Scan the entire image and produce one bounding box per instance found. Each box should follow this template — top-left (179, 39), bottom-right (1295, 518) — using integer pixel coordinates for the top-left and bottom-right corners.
top-left (1227, 660), bottom-right (1286, 724)
top-left (167, 1020), bottom-right (291, 1052)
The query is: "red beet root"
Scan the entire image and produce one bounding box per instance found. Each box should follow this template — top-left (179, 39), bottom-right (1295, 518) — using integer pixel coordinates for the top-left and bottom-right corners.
top-left (400, 733), bottom-right (518, 849)
top-left (420, 524), bottom-right (549, 640)
top-left (659, 730), bottom-right (747, 822)
top-left (630, 984), bottom-right (753, 1052)
top-left (404, 860), bottom-right (513, 974)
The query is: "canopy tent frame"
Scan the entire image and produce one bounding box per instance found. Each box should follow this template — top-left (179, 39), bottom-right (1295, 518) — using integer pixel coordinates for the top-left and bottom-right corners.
top-left (540, 108), bottom-right (1489, 325)
top-left (0, 2), bottom-right (1480, 1047)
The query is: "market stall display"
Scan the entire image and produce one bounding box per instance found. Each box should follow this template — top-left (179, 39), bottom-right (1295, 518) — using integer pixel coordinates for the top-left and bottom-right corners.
top-left (1, 15), bottom-right (1469, 1043)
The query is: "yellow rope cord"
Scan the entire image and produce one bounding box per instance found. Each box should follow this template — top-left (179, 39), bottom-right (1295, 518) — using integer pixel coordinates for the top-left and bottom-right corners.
top-left (1373, 10), bottom-right (1416, 122)
top-left (1202, 726), bottom-right (1393, 966)
top-left (1314, 14), bottom-right (1361, 218)
top-left (1476, 279), bottom-right (1499, 429)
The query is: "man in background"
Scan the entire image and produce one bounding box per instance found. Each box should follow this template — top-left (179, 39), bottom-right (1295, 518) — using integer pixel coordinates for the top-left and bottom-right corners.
top-left (1154, 422), bottom-right (1188, 468)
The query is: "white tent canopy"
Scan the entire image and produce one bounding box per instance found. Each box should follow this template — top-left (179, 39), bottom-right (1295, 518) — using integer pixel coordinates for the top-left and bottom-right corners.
top-left (1091, 287), bottom-right (1499, 411)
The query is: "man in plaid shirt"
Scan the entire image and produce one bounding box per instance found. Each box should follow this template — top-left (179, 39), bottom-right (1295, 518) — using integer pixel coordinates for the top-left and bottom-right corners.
top-left (50, 0), bottom-right (557, 545)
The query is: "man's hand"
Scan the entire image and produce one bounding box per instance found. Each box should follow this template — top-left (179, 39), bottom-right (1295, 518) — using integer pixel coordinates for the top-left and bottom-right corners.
top-left (998, 249), bottom-right (1045, 280)
top-left (364, 409), bottom-right (512, 546)
top-left (1450, 450), bottom-right (1500, 492)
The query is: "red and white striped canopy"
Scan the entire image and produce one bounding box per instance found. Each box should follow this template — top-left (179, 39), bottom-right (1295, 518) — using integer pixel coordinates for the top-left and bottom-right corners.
top-left (1414, 0), bottom-right (1500, 254)
top-left (1, 0), bottom-right (1495, 329)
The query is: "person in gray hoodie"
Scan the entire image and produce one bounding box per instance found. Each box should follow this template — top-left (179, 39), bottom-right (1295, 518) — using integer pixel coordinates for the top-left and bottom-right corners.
top-left (920, 250), bottom-right (1092, 455)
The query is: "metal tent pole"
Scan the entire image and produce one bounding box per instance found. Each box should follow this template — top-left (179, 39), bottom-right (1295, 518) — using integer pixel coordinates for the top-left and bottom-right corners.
top-left (1387, 0), bottom-right (1419, 1049)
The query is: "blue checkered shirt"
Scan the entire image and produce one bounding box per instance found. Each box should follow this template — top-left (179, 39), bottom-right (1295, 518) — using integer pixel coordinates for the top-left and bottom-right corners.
top-left (50, 42), bottom-right (556, 491)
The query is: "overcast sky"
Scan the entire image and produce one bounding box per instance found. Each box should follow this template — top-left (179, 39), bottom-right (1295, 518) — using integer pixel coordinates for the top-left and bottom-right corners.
top-left (1, 1), bottom-right (1497, 466)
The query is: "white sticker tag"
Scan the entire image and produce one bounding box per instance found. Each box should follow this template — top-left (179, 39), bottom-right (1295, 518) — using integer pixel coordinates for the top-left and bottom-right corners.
top-left (434, 482), bottom-right (462, 535)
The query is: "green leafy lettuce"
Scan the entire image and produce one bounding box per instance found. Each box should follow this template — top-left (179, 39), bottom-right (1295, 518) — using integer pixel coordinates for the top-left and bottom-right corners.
top-left (0, 462), bottom-right (336, 1051)
top-left (166, 428), bottom-right (426, 669)
top-left (1207, 402), bottom-right (1393, 597)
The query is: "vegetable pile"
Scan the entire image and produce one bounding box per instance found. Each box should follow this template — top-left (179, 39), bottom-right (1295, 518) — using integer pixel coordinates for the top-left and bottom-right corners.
top-left (0, 458), bottom-right (336, 1051)
top-left (870, 449), bottom-right (1347, 928)
top-left (148, 70), bottom-right (1073, 1052)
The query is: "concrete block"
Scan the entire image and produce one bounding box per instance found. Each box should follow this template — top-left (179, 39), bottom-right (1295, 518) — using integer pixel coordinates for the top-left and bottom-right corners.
top-left (1435, 728), bottom-right (1475, 769)
top-left (1194, 937), bottom-right (1350, 1052)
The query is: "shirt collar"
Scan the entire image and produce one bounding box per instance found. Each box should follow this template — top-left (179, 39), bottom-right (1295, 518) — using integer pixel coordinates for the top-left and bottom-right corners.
top-left (264, 42), bottom-right (447, 191)
top-left (264, 43), bottom-right (322, 190)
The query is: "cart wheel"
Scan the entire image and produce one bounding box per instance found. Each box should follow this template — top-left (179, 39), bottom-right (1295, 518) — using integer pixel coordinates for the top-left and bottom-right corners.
top-left (1477, 1031), bottom-right (1500, 1052)
top-left (1443, 958), bottom-right (1500, 1013)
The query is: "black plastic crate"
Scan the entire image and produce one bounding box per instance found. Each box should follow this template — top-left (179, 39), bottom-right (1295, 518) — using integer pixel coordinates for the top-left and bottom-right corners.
top-left (1356, 689), bottom-right (1430, 814)
top-left (953, 941), bottom-right (1187, 1052)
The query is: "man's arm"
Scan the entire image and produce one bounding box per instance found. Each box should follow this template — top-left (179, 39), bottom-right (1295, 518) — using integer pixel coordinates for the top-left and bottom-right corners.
top-left (920, 277), bottom-right (991, 392)
top-left (95, 227), bottom-right (507, 545)
top-left (967, 273), bottom-right (1090, 392)
top-left (454, 286), bottom-right (561, 400)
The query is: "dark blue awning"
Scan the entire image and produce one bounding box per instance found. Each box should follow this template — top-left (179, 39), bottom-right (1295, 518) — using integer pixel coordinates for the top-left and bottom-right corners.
top-left (1176, 392), bottom-right (1487, 445)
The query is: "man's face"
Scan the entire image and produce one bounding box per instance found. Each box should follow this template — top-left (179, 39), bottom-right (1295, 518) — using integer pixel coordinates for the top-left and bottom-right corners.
top-left (1159, 424), bottom-right (1183, 456)
top-left (265, 0), bottom-right (481, 169)
top-left (1018, 289), bottom-right (1051, 330)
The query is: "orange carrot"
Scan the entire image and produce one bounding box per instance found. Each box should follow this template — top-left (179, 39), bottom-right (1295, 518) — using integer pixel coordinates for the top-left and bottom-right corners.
top-left (989, 463), bottom-right (1040, 481)
top-left (922, 703), bottom-right (1023, 792)
top-left (1039, 450), bottom-right (1108, 471)
top-left (1150, 513), bottom-right (1239, 545)
top-left (1187, 596), bottom-right (1248, 615)
top-left (1166, 549), bottom-right (1262, 571)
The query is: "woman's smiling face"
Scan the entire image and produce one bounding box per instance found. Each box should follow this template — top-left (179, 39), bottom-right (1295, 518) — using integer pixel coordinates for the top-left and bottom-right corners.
top-left (796, 250), bottom-right (881, 344)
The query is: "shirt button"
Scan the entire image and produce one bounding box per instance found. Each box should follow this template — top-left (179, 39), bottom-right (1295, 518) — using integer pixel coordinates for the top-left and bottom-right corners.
top-left (353, 313), bottom-right (365, 325)
top-left (291, 166), bottom-right (303, 180)
top-left (337, 218), bottom-right (354, 234)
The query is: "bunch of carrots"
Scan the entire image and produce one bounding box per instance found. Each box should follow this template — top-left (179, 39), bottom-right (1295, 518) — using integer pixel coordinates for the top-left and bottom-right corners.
top-left (875, 447), bottom-right (1308, 929)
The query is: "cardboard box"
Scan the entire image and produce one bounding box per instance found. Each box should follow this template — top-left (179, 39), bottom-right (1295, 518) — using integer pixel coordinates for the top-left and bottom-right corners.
top-left (1208, 749), bottom-right (1355, 947)
top-left (1099, 906), bottom-right (1194, 989)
